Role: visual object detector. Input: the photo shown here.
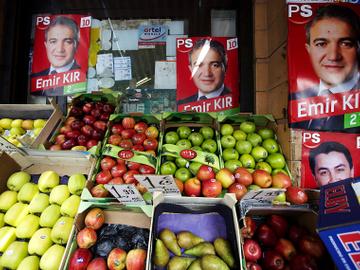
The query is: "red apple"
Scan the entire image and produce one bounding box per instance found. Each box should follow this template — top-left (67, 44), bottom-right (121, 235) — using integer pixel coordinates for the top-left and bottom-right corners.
top-left (90, 184), bottom-right (109, 198)
top-left (215, 168), bottom-right (235, 188)
top-left (76, 227), bottom-right (97, 248)
top-left (175, 179), bottom-right (184, 193)
top-left (289, 254), bottom-right (318, 270)
top-left (132, 133), bottom-right (147, 145)
top-left (285, 186), bottom-right (308, 205)
top-left (103, 103), bottom-right (114, 114)
top-left (143, 138), bottom-right (158, 151)
top-left (60, 125), bottom-right (72, 134)
top-left (95, 101), bottom-right (104, 111)
top-left (96, 170), bottom-right (112, 184)
top-left (298, 235), bottom-right (326, 259)
top-left (85, 208), bottom-right (105, 230)
top-left (126, 249), bottom-right (147, 270)
top-left (134, 122), bottom-right (148, 134)
top-left (119, 139), bottom-right (133, 149)
top-left (242, 216), bottom-right (257, 239)
top-left (117, 159), bottom-right (126, 166)
top-left (55, 134), bottom-right (66, 145)
top-left (65, 116), bottom-right (76, 126)
top-left (87, 257), bottom-right (107, 270)
top-left (139, 164), bottom-right (156, 174)
top-left (65, 130), bottom-right (81, 139)
top-left (272, 172), bottom-right (292, 188)
top-left (263, 250), bottom-right (285, 270)
top-left (111, 124), bottom-right (124, 135)
top-left (122, 117), bottom-right (136, 129)
top-left (256, 224), bottom-right (277, 247)
top-left (123, 170), bottom-right (139, 184)
top-left (49, 144), bottom-right (62, 151)
top-left (275, 238), bottom-right (296, 261)
top-left (121, 129), bottom-right (136, 139)
top-left (132, 145), bottom-right (145, 151)
top-left (83, 115), bottom-right (96, 125)
top-left (69, 248), bottom-right (93, 270)
top-left (77, 134), bottom-right (89, 146)
top-left (91, 108), bottom-right (101, 119)
top-left (288, 224), bottom-right (307, 244)
top-left (127, 161), bottom-right (141, 171)
top-left (107, 248), bottom-right (127, 270)
top-left (202, 178), bottom-right (222, 197)
top-left (87, 139), bottom-right (98, 149)
top-left (234, 167), bottom-right (253, 186)
top-left (101, 156), bottom-right (116, 171)
top-left (246, 261), bottom-right (262, 270)
top-left (253, 169), bottom-right (272, 188)
top-left (108, 134), bottom-right (122, 146)
top-left (94, 120), bottom-right (107, 132)
top-left (71, 119), bottom-right (85, 130)
top-left (184, 178), bottom-right (201, 197)
top-left (81, 125), bottom-right (94, 137)
top-left (61, 138), bottom-right (77, 150)
top-left (196, 165), bottom-right (216, 181)
top-left (69, 107), bottom-right (83, 118)
top-left (108, 177), bottom-right (124, 185)
top-left (91, 129), bottom-right (104, 140)
top-left (243, 239), bottom-right (262, 262)
top-left (228, 182), bottom-right (247, 200)
top-left (99, 113), bottom-right (110, 121)
top-left (267, 215), bottom-right (288, 238)
top-left (145, 126), bottom-right (159, 139)
top-left (111, 164), bottom-right (127, 178)
top-left (82, 102), bottom-right (94, 114)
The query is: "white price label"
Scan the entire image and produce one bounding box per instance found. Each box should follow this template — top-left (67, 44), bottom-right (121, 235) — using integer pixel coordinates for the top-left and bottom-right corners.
top-left (242, 189), bottom-right (285, 204)
top-left (0, 136), bottom-right (27, 155)
top-left (135, 175), bottom-right (181, 196)
top-left (105, 184), bottom-right (146, 205)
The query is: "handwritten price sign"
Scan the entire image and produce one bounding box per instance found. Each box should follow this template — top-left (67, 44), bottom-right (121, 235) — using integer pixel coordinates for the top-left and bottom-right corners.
top-left (105, 184), bottom-right (146, 205)
top-left (135, 175), bottom-right (181, 196)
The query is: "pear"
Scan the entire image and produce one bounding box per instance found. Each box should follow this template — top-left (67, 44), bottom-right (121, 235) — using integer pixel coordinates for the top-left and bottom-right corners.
top-left (68, 173), bottom-right (87, 195)
top-left (38, 171), bottom-right (60, 193)
top-left (159, 228), bottom-right (181, 256)
top-left (28, 193), bottom-right (49, 214)
top-left (10, 127), bottom-right (25, 136)
top-left (153, 238), bottom-right (170, 267)
top-left (11, 119), bottom-right (23, 128)
top-left (0, 226), bottom-right (16, 252)
top-left (214, 238), bottom-right (235, 269)
top-left (0, 118), bottom-right (12, 129)
top-left (177, 231), bottom-right (204, 249)
top-left (167, 256), bottom-right (195, 270)
top-left (39, 204), bottom-right (61, 228)
top-left (184, 242), bottom-right (216, 257)
top-left (0, 213), bottom-right (4, 227)
top-left (0, 190), bottom-right (18, 212)
top-left (200, 255), bottom-right (230, 270)
top-left (17, 183), bottom-right (39, 203)
top-left (39, 244), bottom-right (65, 270)
top-left (6, 171), bottom-right (31, 191)
top-left (49, 185), bottom-right (70, 205)
top-left (188, 258), bottom-right (202, 270)
top-left (0, 241), bottom-right (28, 269)
top-left (51, 216), bottom-right (73, 245)
top-left (17, 255), bottom-right (40, 270)
top-left (4, 202), bottom-right (28, 227)
top-left (60, 194), bottom-right (80, 217)
top-left (16, 214), bottom-right (40, 239)
top-left (34, 119), bottom-right (46, 129)
top-left (28, 228), bottom-right (53, 256)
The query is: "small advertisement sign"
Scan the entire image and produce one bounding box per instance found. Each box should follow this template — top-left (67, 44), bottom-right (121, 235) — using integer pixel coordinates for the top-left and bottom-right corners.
top-left (287, 1), bottom-right (360, 132)
top-left (176, 37), bottom-right (239, 114)
top-left (30, 14), bottom-right (91, 96)
top-left (138, 25), bottom-right (167, 48)
top-left (301, 130), bottom-right (360, 188)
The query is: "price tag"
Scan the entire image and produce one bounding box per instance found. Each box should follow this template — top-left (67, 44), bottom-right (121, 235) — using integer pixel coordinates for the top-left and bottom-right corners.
top-left (0, 136), bottom-right (27, 156)
top-left (135, 175), bottom-right (181, 196)
top-left (241, 189), bottom-right (285, 204)
top-left (104, 184), bottom-right (146, 205)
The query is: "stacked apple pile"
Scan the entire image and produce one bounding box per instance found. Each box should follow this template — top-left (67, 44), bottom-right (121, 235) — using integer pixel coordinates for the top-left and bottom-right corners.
top-left (242, 215), bottom-right (328, 270)
top-left (153, 228), bottom-right (236, 269)
top-left (0, 118), bottom-right (47, 147)
top-left (49, 100), bottom-right (115, 151)
top-left (91, 155), bottom-right (155, 198)
top-left (69, 208), bottom-right (148, 270)
top-left (107, 116), bottom-right (160, 155)
top-left (0, 170), bottom-right (86, 270)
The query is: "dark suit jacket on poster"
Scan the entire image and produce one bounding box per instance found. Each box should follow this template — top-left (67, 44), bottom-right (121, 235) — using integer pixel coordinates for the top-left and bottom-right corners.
top-left (289, 79), bottom-right (360, 133)
top-left (31, 62), bottom-right (81, 96)
top-left (178, 86), bottom-right (231, 105)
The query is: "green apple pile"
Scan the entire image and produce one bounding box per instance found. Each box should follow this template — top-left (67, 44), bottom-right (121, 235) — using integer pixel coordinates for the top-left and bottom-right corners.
top-left (0, 170), bottom-right (87, 270)
top-left (0, 118), bottom-right (47, 147)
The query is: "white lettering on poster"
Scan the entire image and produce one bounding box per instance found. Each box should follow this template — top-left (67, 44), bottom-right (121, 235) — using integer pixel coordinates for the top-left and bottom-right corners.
top-left (303, 132), bottom-right (320, 144)
top-left (288, 4), bottom-right (312, 18)
top-left (297, 98), bottom-right (338, 118)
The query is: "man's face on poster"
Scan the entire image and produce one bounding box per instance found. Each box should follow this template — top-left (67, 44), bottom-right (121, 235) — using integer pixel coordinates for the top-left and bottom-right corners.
top-left (189, 47), bottom-right (225, 94)
top-left (306, 18), bottom-right (358, 88)
top-left (313, 150), bottom-right (354, 186)
top-left (45, 24), bottom-right (78, 68)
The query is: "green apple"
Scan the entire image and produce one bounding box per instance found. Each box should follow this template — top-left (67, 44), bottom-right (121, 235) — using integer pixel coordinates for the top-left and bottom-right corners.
top-left (39, 204), bottom-right (61, 228)
top-left (10, 119), bottom-right (23, 128)
top-left (0, 226), bottom-right (16, 252)
top-left (224, 160), bottom-right (242, 173)
top-left (233, 129), bottom-right (247, 141)
top-left (251, 146), bottom-right (268, 162)
top-left (39, 244), bottom-right (65, 270)
top-left (266, 153), bottom-right (286, 169)
top-left (271, 169), bottom-right (289, 176)
top-left (247, 133), bottom-right (262, 147)
top-left (7, 171), bottom-right (31, 191)
top-left (33, 119), bottom-right (46, 129)
top-left (201, 139), bottom-right (217, 153)
top-left (199, 126), bottom-right (214, 139)
top-left (51, 216), bottom-right (74, 245)
top-left (258, 128), bottom-right (274, 140)
top-left (177, 126), bottom-right (192, 139)
top-left (38, 171), bottom-right (60, 193)
top-left (33, 127), bottom-right (43, 136)
top-left (220, 123), bottom-right (234, 136)
top-left (188, 132), bottom-right (204, 147)
top-left (248, 184), bottom-right (261, 190)
top-left (189, 162), bottom-right (202, 175)
top-left (239, 121), bottom-right (256, 134)
top-left (255, 161), bottom-right (272, 174)
top-left (9, 127), bottom-right (25, 136)
top-left (0, 213), bottom-right (4, 227)
top-left (67, 173), bottom-right (87, 195)
top-left (240, 154), bottom-right (256, 169)
top-left (0, 191), bottom-right (18, 211)
top-left (0, 118), bottom-right (12, 129)
top-left (160, 161), bottom-right (177, 175)
top-left (191, 146), bottom-right (202, 151)
top-left (49, 185), bottom-right (70, 205)
top-left (60, 195), bottom-right (80, 217)
top-left (16, 214), bottom-right (40, 239)
top-left (220, 135), bottom-right (236, 149)
top-left (273, 192), bottom-right (286, 203)
top-left (235, 140), bottom-right (252, 154)
top-left (21, 119), bottom-right (34, 130)
top-left (176, 139), bottom-right (192, 150)
top-left (28, 228), bottom-right (53, 256)
top-left (262, 138), bottom-right (279, 154)
top-left (165, 131), bottom-right (179, 144)
top-left (17, 183), bottom-right (39, 203)
top-left (222, 148), bottom-right (239, 161)
top-left (175, 157), bottom-right (189, 168)
top-left (0, 241), bottom-right (28, 269)
top-left (28, 193), bottom-right (49, 214)
top-left (175, 168), bottom-right (192, 182)
top-left (17, 255), bottom-right (40, 270)
top-left (4, 202), bottom-right (28, 227)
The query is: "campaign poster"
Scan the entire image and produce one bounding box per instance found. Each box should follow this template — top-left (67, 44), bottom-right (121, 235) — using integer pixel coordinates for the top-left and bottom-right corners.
top-left (301, 130), bottom-right (360, 189)
top-left (176, 37), bottom-right (239, 114)
top-left (287, 1), bottom-right (360, 132)
top-left (30, 14), bottom-right (91, 96)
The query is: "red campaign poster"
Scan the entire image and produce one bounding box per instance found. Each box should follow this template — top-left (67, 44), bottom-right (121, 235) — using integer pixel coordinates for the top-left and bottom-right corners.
top-left (176, 37), bottom-right (239, 114)
top-left (30, 14), bottom-right (91, 96)
top-left (287, 1), bottom-right (360, 132)
top-left (301, 130), bottom-right (360, 189)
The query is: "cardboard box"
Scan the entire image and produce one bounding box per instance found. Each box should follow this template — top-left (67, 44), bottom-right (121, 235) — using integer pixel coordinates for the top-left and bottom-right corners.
top-left (146, 192), bottom-right (242, 270)
top-left (317, 178), bottom-right (360, 270)
top-left (61, 201), bottom-right (152, 269)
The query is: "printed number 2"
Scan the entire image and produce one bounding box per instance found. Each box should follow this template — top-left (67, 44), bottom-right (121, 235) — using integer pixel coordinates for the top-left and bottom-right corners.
top-left (349, 114), bottom-right (357, 126)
